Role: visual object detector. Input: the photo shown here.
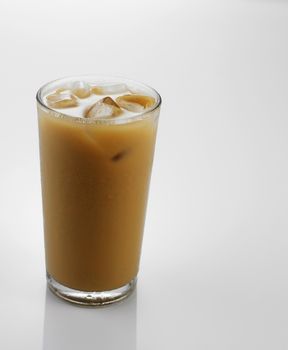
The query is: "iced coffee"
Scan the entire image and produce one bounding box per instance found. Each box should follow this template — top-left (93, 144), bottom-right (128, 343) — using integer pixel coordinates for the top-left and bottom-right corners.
top-left (37, 76), bottom-right (161, 305)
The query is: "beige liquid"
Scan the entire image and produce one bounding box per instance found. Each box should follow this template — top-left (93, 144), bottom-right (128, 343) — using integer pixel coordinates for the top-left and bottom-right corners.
top-left (38, 104), bottom-right (158, 291)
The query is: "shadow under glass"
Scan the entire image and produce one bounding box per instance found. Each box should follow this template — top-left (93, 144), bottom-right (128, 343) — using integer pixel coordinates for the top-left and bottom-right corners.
top-left (42, 288), bottom-right (137, 350)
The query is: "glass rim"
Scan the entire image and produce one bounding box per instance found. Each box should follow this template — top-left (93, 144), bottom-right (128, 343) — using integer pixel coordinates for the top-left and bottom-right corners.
top-left (36, 74), bottom-right (162, 125)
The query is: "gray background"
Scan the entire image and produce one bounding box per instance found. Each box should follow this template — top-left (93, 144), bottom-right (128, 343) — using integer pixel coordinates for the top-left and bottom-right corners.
top-left (0, 0), bottom-right (288, 349)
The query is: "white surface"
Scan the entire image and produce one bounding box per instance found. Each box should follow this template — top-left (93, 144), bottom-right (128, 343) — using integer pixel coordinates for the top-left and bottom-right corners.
top-left (0, 0), bottom-right (288, 349)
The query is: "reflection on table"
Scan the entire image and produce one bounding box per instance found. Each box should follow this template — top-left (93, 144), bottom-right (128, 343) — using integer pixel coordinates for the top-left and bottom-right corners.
top-left (43, 287), bottom-right (137, 350)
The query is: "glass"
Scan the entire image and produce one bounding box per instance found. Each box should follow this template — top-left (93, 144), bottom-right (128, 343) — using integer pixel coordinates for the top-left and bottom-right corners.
top-left (36, 75), bottom-right (161, 305)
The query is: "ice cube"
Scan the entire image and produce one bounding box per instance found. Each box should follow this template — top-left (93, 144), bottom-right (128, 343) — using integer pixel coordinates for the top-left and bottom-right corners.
top-left (116, 94), bottom-right (155, 113)
top-left (46, 91), bottom-right (78, 108)
top-left (85, 97), bottom-right (122, 118)
top-left (111, 149), bottom-right (130, 162)
top-left (72, 81), bottom-right (91, 98)
top-left (55, 87), bottom-right (69, 93)
top-left (90, 83), bottom-right (128, 95)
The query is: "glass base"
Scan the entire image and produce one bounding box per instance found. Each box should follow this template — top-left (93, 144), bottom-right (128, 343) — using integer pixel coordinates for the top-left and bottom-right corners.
top-left (46, 273), bottom-right (137, 306)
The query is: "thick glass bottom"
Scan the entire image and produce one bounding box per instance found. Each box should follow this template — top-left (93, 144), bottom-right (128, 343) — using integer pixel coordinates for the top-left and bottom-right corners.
top-left (46, 273), bottom-right (137, 306)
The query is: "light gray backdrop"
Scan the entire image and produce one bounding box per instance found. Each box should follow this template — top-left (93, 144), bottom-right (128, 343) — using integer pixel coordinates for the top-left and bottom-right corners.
top-left (0, 0), bottom-right (287, 349)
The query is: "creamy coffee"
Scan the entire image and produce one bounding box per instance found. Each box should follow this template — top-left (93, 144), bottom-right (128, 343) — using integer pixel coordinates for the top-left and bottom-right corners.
top-left (37, 77), bottom-right (160, 296)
